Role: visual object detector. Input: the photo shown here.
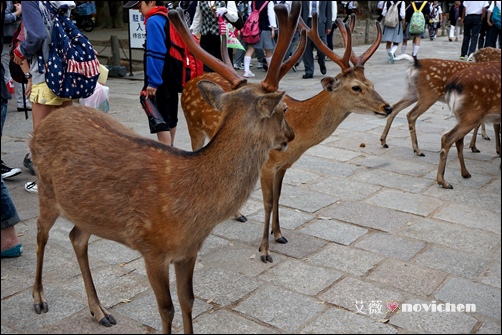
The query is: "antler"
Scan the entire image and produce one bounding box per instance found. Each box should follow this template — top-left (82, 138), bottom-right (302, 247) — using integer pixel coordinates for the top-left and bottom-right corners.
top-left (299, 14), bottom-right (352, 71)
top-left (168, 8), bottom-right (247, 90)
top-left (262, 1), bottom-right (307, 92)
top-left (298, 13), bottom-right (382, 70)
top-left (340, 14), bottom-right (382, 66)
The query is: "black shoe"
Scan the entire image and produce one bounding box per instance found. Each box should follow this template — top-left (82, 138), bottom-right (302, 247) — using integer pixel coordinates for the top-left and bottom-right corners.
top-left (302, 74), bottom-right (313, 79)
top-left (1, 160), bottom-right (22, 179)
top-left (23, 153), bottom-right (36, 176)
top-left (262, 63), bottom-right (268, 71)
top-left (292, 65), bottom-right (297, 72)
top-left (320, 65), bottom-right (327, 75)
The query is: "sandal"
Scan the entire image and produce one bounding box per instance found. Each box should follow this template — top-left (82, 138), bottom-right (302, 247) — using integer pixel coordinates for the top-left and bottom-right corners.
top-left (1, 244), bottom-right (23, 258)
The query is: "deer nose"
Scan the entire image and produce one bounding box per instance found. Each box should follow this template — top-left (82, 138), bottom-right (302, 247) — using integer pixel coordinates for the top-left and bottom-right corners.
top-left (384, 105), bottom-right (392, 115)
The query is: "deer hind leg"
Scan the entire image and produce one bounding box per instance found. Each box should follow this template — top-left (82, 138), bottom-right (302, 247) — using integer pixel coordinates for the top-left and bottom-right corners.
top-left (469, 124), bottom-right (482, 153)
top-left (174, 256), bottom-right (197, 334)
top-left (380, 95), bottom-right (417, 148)
top-left (494, 123), bottom-right (501, 156)
top-left (69, 227), bottom-right (116, 327)
top-left (33, 189), bottom-right (60, 315)
top-left (144, 255), bottom-right (175, 334)
top-left (481, 123), bottom-right (490, 140)
top-left (437, 124), bottom-right (473, 189)
top-left (406, 99), bottom-right (436, 157)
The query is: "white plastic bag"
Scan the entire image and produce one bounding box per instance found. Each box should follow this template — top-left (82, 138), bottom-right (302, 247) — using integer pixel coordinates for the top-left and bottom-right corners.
top-left (79, 82), bottom-right (110, 113)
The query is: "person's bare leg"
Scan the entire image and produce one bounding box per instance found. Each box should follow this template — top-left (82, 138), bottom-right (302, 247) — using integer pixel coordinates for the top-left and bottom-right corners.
top-left (1, 226), bottom-right (20, 251)
top-left (169, 127), bottom-right (176, 146)
top-left (157, 131), bottom-right (172, 146)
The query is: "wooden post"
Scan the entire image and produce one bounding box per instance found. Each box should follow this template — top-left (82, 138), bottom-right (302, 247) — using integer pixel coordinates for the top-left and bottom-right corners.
top-left (111, 35), bottom-right (121, 67)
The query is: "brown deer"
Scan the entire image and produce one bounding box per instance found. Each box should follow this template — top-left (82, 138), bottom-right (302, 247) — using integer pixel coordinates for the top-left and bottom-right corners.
top-left (436, 62), bottom-right (501, 189)
top-left (29, 5), bottom-right (299, 334)
top-left (382, 50), bottom-right (501, 157)
top-left (181, 14), bottom-right (392, 262)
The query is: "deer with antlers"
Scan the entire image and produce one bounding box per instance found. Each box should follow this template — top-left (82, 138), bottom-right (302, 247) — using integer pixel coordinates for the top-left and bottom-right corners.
top-left (29, 5), bottom-right (299, 334)
top-left (381, 48), bottom-right (501, 157)
top-left (181, 13), bottom-right (391, 262)
top-left (436, 62), bottom-right (501, 189)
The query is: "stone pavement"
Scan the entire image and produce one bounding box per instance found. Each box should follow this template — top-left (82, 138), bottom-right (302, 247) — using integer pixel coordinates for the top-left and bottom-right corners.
top-left (1, 26), bottom-right (500, 334)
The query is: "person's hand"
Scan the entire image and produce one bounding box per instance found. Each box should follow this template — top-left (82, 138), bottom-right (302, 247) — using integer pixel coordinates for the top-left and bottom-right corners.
top-left (14, 3), bottom-right (22, 16)
top-left (271, 28), bottom-right (275, 39)
top-left (25, 79), bottom-right (32, 98)
top-left (216, 7), bottom-right (227, 17)
top-left (13, 53), bottom-right (24, 65)
top-left (146, 86), bottom-right (157, 97)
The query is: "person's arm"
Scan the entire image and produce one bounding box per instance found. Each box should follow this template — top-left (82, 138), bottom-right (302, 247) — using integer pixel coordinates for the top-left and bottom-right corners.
top-left (267, 1), bottom-right (276, 38)
top-left (223, 1), bottom-right (238, 23)
top-left (14, 2), bottom-right (46, 62)
top-left (4, 2), bottom-right (21, 24)
top-left (189, 3), bottom-right (201, 36)
top-left (145, 16), bottom-right (167, 94)
top-left (461, 5), bottom-right (465, 23)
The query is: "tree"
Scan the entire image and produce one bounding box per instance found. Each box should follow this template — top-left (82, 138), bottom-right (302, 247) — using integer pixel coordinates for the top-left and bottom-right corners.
top-left (95, 1), bottom-right (125, 29)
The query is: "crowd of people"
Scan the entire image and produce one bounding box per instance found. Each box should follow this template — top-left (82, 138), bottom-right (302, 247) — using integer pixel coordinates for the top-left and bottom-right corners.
top-left (2, 1), bottom-right (501, 259)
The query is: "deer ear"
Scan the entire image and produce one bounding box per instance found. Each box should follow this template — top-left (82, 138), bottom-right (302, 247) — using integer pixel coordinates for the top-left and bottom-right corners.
top-left (198, 80), bottom-right (226, 111)
top-left (257, 91), bottom-right (286, 118)
top-left (321, 77), bottom-right (341, 92)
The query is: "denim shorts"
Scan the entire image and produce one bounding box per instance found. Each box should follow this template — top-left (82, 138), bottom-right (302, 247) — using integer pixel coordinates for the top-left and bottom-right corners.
top-left (1, 178), bottom-right (20, 230)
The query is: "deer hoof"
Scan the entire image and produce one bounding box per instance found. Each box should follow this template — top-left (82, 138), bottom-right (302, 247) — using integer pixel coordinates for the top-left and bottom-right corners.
top-left (418, 152), bottom-right (425, 157)
top-left (34, 302), bottom-right (49, 314)
top-left (382, 144), bottom-right (389, 148)
top-left (462, 173), bottom-right (472, 179)
top-left (235, 215), bottom-right (247, 222)
top-left (470, 148), bottom-right (480, 153)
top-left (276, 236), bottom-right (288, 244)
top-left (98, 315), bottom-right (116, 327)
top-left (260, 255), bottom-right (273, 263)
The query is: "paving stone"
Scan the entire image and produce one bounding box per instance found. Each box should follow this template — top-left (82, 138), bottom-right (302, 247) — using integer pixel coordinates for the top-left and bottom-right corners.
top-left (319, 277), bottom-right (406, 319)
top-left (367, 190), bottom-right (444, 217)
top-left (424, 186), bottom-right (501, 214)
top-left (260, 258), bottom-right (343, 295)
top-left (193, 267), bottom-right (262, 306)
top-left (435, 278), bottom-right (501, 319)
top-left (299, 218), bottom-right (368, 245)
top-left (351, 168), bottom-right (433, 193)
top-left (355, 232), bottom-right (425, 261)
top-left (368, 259), bottom-right (447, 297)
top-left (233, 284), bottom-right (326, 332)
top-left (308, 243), bottom-right (384, 276)
top-left (432, 203), bottom-right (501, 233)
top-left (246, 206), bottom-right (315, 230)
top-left (299, 307), bottom-right (398, 334)
top-left (305, 144), bottom-right (363, 162)
top-left (193, 309), bottom-right (281, 334)
top-left (476, 320), bottom-right (502, 334)
top-left (211, 218), bottom-right (263, 245)
top-left (350, 155), bottom-right (436, 178)
top-left (308, 176), bottom-right (382, 201)
top-left (398, 218), bottom-right (501, 256)
top-left (292, 154), bottom-right (359, 178)
top-left (271, 184), bottom-right (339, 213)
top-left (415, 246), bottom-right (490, 280)
top-left (319, 201), bottom-right (415, 232)
top-left (268, 229), bottom-right (328, 259)
top-left (480, 261), bottom-right (501, 289)
top-left (283, 166), bottom-right (322, 186)
top-left (390, 298), bottom-right (478, 334)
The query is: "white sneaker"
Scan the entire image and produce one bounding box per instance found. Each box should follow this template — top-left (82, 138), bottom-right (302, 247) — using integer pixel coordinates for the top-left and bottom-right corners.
top-left (243, 70), bottom-right (255, 78)
top-left (25, 181), bottom-right (38, 194)
top-left (387, 51), bottom-right (395, 64)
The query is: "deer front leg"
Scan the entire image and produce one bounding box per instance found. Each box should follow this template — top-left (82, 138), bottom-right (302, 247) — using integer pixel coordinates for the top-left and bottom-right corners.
top-left (481, 123), bottom-right (490, 140)
top-left (406, 100), bottom-right (436, 157)
top-left (437, 131), bottom-right (455, 189)
top-left (69, 227), bottom-right (116, 327)
top-left (271, 168), bottom-right (288, 245)
top-left (174, 256), bottom-right (197, 334)
top-left (33, 201), bottom-right (60, 315)
top-left (259, 169), bottom-right (275, 263)
top-left (380, 97), bottom-right (416, 148)
top-left (144, 255), bottom-right (175, 334)
top-left (455, 137), bottom-right (471, 179)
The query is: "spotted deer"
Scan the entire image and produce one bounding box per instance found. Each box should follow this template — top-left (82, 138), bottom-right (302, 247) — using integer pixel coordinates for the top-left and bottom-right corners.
top-left (181, 13), bottom-right (392, 262)
top-left (382, 49), bottom-right (501, 157)
top-left (29, 5), bottom-right (299, 334)
top-left (436, 62), bottom-right (501, 189)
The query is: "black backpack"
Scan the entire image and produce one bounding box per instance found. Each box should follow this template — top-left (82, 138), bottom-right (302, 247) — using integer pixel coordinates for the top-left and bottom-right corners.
top-left (8, 21), bottom-right (26, 84)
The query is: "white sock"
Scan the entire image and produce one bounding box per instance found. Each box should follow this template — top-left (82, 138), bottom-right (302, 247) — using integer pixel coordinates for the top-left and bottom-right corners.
top-left (401, 44), bottom-right (407, 54)
top-left (412, 45), bottom-right (420, 56)
top-left (386, 48), bottom-right (391, 55)
top-left (390, 45), bottom-right (398, 55)
top-left (265, 56), bottom-right (272, 67)
top-left (244, 56), bottom-right (251, 72)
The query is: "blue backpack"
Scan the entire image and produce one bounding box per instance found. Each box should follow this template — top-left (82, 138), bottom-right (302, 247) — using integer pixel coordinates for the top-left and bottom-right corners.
top-left (38, 1), bottom-right (100, 99)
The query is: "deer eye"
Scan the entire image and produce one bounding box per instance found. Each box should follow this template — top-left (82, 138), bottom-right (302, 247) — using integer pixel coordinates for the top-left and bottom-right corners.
top-left (283, 106), bottom-right (288, 113)
top-left (352, 86), bottom-right (361, 92)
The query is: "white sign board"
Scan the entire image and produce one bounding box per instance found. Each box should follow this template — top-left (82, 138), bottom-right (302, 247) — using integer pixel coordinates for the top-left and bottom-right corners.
top-left (128, 9), bottom-right (146, 49)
